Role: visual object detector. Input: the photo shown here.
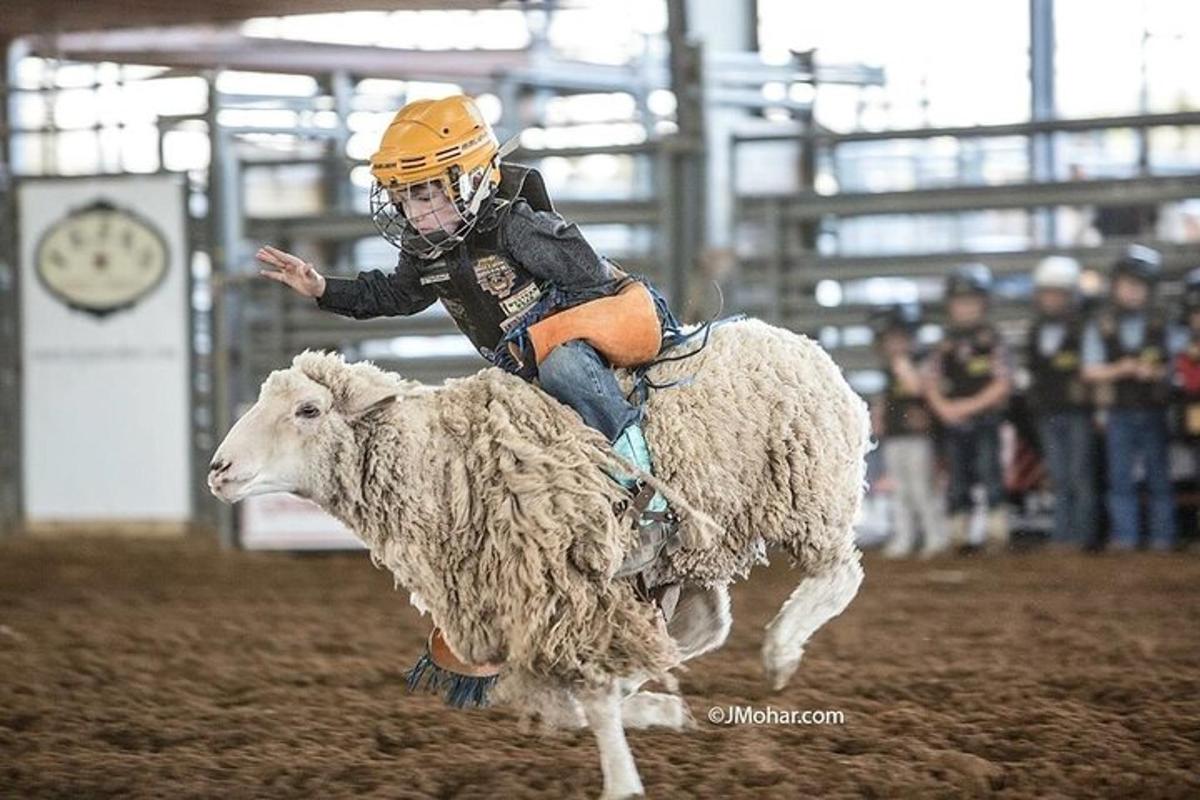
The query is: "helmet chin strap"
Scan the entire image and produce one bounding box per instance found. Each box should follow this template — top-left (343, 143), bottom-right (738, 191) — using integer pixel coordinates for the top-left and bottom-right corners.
top-left (462, 158), bottom-right (501, 218)
top-left (497, 133), bottom-right (520, 160)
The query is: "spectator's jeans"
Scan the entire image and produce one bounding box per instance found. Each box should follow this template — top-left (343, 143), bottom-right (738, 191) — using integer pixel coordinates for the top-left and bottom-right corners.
top-left (1037, 410), bottom-right (1097, 545)
top-left (882, 436), bottom-right (947, 555)
top-left (535, 339), bottom-right (642, 443)
top-left (1105, 407), bottom-right (1176, 550)
top-left (944, 415), bottom-right (1003, 514)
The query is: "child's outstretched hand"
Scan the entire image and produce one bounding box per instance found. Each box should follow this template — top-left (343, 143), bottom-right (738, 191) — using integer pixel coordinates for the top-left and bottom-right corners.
top-left (257, 245), bottom-right (326, 298)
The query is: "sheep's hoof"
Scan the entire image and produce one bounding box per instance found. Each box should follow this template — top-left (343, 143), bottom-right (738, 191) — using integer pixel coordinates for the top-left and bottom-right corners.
top-left (621, 691), bottom-right (693, 730)
top-left (765, 661), bottom-right (799, 692)
top-left (762, 645), bottom-right (804, 691)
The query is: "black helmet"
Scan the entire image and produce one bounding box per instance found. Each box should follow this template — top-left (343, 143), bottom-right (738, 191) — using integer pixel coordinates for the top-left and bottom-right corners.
top-left (1111, 243), bottom-right (1163, 284)
top-left (1182, 266), bottom-right (1200, 314)
top-left (945, 263), bottom-right (993, 298)
top-left (871, 302), bottom-right (922, 337)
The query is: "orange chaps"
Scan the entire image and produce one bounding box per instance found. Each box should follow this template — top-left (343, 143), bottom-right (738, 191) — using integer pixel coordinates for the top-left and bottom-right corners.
top-left (526, 279), bottom-right (662, 368)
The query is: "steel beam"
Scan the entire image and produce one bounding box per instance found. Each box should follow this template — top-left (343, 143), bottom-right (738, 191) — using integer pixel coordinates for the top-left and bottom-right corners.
top-left (732, 110), bottom-right (1200, 146)
top-left (736, 241), bottom-right (1199, 282)
top-left (739, 174), bottom-right (1200, 220)
top-left (0, 38), bottom-right (21, 536)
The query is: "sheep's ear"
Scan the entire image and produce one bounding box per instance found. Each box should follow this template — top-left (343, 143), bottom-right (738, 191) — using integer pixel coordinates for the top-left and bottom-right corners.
top-left (342, 383), bottom-right (399, 419)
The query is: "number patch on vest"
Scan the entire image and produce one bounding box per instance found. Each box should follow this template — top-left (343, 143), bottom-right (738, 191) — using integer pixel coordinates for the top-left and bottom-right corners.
top-left (499, 282), bottom-right (543, 332)
top-left (966, 355), bottom-right (992, 376)
top-left (1051, 351), bottom-right (1079, 370)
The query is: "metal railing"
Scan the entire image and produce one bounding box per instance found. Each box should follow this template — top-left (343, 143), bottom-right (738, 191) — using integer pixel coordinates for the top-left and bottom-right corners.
top-left (730, 111), bottom-right (1200, 381)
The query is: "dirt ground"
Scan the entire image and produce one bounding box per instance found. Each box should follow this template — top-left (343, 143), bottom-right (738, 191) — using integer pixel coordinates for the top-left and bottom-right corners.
top-left (1, 536), bottom-right (1198, 799)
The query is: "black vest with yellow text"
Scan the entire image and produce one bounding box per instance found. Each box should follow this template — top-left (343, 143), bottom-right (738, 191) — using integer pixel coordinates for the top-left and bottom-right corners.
top-left (1099, 309), bottom-right (1169, 408)
top-left (939, 324), bottom-right (999, 399)
top-left (883, 364), bottom-right (934, 437)
top-left (410, 164), bottom-right (551, 362)
top-left (1026, 317), bottom-right (1090, 411)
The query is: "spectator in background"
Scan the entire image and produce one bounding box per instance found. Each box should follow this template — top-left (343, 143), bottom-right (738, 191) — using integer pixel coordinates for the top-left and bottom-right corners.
top-left (1171, 268), bottom-right (1200, 423)
top-left (1171, 267), bottom-right (1200, 547)
top-left (870, 303), bottom-right (947, 559)
top-left (925, 264), bottom-right (1013, 554)
top-left (1082, 245), bottom-right (1176, 552)
top-left (1025, 256), bottom-right (1097, 549)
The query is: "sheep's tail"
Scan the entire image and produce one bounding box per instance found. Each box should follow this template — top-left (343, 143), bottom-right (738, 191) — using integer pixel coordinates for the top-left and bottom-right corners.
top-left (594, 449), bottom-right (723, 551)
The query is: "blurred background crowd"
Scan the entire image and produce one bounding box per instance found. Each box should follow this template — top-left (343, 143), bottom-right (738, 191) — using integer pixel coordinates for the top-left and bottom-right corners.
top-left (866, 244), bottom-right (1200, 557)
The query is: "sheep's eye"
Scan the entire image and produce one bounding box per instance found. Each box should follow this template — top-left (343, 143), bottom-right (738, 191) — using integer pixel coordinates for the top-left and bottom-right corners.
top-left (296, 403), bottom-right (321, 419)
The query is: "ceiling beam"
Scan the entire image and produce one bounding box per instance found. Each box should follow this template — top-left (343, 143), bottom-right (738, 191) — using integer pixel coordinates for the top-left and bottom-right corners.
top-left (29, 27), bottom-right (530, 83)
top-left (2, 2), bottom-right (499, 39)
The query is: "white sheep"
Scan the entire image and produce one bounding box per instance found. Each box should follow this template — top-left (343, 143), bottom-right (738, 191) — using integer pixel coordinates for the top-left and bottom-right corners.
top-left (208, 317), bottom-right (869, 799)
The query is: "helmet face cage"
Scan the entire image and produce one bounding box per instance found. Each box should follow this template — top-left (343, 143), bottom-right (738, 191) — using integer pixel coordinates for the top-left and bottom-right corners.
top-left (369, 167), bottom-right (492, 260)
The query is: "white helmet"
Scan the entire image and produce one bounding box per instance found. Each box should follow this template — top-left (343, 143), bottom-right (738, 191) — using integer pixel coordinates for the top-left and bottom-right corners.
top-left (1033, 256), bottom-right (1081, 291)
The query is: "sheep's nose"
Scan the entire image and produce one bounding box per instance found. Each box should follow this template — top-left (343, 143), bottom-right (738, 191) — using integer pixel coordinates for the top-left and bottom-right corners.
top-left (209, 457), bottom-right (231, 476)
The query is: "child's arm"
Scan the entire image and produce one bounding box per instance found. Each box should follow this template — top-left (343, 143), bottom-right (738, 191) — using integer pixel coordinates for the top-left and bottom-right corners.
top-left (1079, 322), bottom-right (1137, 384)
top-left (952, 340), bottom-right (1013, 419)
top-left (890, 354), bottom-right (923, 395)
top-left (922, 345), bottom-right (965, 425)
top-left (951, 376), bottom-right (1011, 419)
top-left (503, 200), bottom-right (618, 291)
top-left (257, 245), bottom-right (437, 320)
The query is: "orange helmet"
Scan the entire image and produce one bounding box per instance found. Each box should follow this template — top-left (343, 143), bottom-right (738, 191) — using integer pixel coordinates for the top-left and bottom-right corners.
top-left (368, 95), bottom-right (502, 259)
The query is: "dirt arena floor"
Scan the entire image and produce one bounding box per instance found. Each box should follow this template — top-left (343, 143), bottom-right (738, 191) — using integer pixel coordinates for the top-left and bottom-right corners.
top-left (1, 536), bottom-right (1198, 799)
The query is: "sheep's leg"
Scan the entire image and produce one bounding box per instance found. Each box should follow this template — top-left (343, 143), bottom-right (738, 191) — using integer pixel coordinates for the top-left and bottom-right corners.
top-left (613, 584), bottom-right (730, 730)
top-left (762, 555), bottom-right (862, 691)
top-left (578, 682), bottom-right (645, 799)
top-left (620, 691), bottom-right (694, 729)
top-left (540, 681), bottom-right (690, 731)
top-left (549, 585), bottom-right (731, 735)
top-left (617, 584), bottom-right (731, 729)
top-left (667, 583), bottom-right (732, 661)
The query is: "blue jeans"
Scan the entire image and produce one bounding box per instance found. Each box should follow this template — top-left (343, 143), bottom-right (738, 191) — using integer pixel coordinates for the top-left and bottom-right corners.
top-left (535, 339), bottom-right (642, 443)
top-left (1105, 407), bottom-right (1176, 550)
top-left (944, 415), bottom-right (1003, 514)
top-left (1037, 411), bottom-right (1097, 545)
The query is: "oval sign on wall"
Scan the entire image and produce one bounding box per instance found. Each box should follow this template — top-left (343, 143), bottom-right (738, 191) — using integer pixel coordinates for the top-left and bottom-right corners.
top-left (34, 199), bottom-right (170, 318)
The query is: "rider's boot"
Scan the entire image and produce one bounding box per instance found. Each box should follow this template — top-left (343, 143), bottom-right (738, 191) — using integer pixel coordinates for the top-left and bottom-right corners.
top-left (608, 421), bottom-right (682, 579)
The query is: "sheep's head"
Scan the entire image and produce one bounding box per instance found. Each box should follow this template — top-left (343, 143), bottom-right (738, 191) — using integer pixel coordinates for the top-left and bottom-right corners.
top-left (207, 350), bottom-right (401, 506)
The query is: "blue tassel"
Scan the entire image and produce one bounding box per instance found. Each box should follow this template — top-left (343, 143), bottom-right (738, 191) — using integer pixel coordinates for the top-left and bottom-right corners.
top-left (403, 648), bottom-right (499, 709)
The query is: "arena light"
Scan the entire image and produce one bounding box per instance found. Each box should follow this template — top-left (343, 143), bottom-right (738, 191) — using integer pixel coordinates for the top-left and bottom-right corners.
top-left (815, 279), bottom-right (844, 307)
top-left (647, 89), bottom-right (677, 117)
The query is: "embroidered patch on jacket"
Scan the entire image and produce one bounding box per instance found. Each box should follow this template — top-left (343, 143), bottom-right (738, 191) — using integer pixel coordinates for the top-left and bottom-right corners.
top-left (418, 270), bottom-right (451, 285)
top-left (500, 282), bottom-right (542, 317)
top-left (474, 254), bottom-right (517, 297)
top-left (416, 257), bottom-right (452, 285)
top-left (499, 283), bottom-right (544, 332)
